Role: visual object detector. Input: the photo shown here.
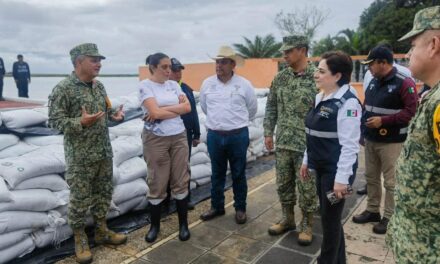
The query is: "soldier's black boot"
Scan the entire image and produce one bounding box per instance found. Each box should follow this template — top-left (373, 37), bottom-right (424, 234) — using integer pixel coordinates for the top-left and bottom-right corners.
top-left (176, 196), bottom-right (191, 241)
top-left (145, 203), bottom-right (161, 243)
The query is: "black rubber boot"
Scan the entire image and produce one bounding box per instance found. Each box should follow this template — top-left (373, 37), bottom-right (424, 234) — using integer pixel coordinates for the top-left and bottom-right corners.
top-left (176, 197), bottom-right (190, 241)
top-left (145, 203), bottom-right (161, 243)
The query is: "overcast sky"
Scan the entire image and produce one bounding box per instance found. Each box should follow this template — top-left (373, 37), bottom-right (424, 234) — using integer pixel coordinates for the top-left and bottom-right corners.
top-left (0, 0), bottom-right (374, 74)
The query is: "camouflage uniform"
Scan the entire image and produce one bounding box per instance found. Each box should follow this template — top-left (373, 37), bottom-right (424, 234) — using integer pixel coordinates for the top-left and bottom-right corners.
top-left (48, 44), bottom-right (116, 229)
top-left (263, 51), bottom-right (318, 212)
top-left (386, 6), bottom-right (440, 263)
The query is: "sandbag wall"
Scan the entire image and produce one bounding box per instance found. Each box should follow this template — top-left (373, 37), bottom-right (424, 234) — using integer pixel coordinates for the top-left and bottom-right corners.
top-left (0, 88), bottom-right (270, 263)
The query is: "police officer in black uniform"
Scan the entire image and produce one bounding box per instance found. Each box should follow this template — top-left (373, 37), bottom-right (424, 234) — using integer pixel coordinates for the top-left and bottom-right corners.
top-left (300, 51), bottom-right (361, 264)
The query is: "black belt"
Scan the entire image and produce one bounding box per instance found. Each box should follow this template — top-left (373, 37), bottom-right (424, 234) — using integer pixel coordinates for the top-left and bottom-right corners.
top-left (209, 127), bottom-right (246, 135)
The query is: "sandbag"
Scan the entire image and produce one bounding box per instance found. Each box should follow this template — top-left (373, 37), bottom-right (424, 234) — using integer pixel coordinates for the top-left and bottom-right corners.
top-left (190, 152), bottom-right (211, 166)
top-left (110, 93), bottom-right (141, 110)
top-left (0, 109), bottom-right (48, 129)
top-left (115, 195), bottom-right (144, 215)
top-left (0, 229), bottom-right (32, 250)
top-left (133, 196), bottom-right (148, 211)
top-left (0, 145), bottom-right (66, 188)
top-left (115, 157), bottom-right (147, 185)
top-left (0, 211), bottom-right (58, 234)
top-left (190, 163), bottom-right (211, 180)
top-left (0, 177), bottom-right (12, 203)
top-left (195, 176), bottom-right (211, 186)
top-left (109, 118), bottom-right (143, 137)
top-left (0, 141), bottom-right (39, 159)
top-left (249, 141), bottom-right (264, 155)
top-left (0, 236), bottom-right (35, 264)
top-left (23, 135), bottom-right (64, 146)
top-left (32, 224), bottom-right (72, 248)
top-left (112, 178), bottom-right (148, 204)
top-left (191, 142), bottom-right (207, 155)
top-left (0, 134), bottom-right (19, 151)
top-left (248, 126), bottom-right (264, 141)
top-left (111, 136), bottom-right (143, 166)
top-left (0, 189), bottom-right (66, 213)
top-left (13, 174), bottom-right (69, 192)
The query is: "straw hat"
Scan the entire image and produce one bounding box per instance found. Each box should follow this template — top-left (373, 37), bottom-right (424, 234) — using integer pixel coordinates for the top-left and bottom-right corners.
top-left (211, 45), bottom-right (245, 67)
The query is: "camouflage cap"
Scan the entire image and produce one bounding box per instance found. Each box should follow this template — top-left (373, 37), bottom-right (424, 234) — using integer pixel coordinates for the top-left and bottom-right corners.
top-left (399, 6), bottom-right (440, 41)
top-left (279, 35), bottom-right (309, 51)
top-left (69, 43), bottom-right (106, 61)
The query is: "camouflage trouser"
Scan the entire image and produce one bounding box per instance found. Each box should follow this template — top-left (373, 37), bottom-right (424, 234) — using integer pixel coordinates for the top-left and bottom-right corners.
top-left (386, 209), bottom-right (440, 264)
top-left (66, 159), bottom-right (113, 229)
top-left (275, 149), bottom-right (318, 213)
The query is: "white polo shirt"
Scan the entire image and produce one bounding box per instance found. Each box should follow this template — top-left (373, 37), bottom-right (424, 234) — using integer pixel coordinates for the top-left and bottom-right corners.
top-left (200, 74), bottom-right (258, 131)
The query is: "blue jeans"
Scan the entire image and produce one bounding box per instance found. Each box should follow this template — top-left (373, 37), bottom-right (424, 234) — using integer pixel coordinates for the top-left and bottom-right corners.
top-left (207, 127), bottom-right (249, 211)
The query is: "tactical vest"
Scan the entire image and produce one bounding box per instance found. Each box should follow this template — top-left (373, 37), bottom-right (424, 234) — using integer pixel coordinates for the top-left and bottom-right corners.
top-left (305, 89), bottom-right (358, 169)
top-left (363, 68), bottom-right (409, 143)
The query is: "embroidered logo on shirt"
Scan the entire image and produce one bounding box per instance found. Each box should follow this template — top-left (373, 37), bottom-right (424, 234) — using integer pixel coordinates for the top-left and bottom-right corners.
top-left (318, 106), bottom-right (333, 118)
top-left (347, 110), bottom-right (358, 117)
top-left (387, 85), bottom-right (397, 93)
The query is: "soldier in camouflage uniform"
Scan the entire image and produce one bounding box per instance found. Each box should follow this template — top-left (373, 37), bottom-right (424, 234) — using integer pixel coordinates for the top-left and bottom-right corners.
top-left (48, 43), bottom-right (127, 264)
top-left (263, 35), bottom-right (318, 245)
top-left (386, 6), bottom-right (440, 263)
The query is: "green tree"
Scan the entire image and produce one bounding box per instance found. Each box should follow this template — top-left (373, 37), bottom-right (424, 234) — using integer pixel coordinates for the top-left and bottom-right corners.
top-left (358, 0), bottom-right (434, 53)
top-left (233, 34), bottom-right (282, 58)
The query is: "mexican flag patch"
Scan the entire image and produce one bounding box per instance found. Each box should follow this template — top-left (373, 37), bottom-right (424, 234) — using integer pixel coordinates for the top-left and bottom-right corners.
top-left (347, 110), bottom-right (358, 117)
top-left (408, 87), bottom-right (415, 94)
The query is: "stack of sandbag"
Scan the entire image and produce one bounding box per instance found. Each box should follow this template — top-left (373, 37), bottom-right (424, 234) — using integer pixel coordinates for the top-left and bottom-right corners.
top-left (0, 109), bottom-right (48, 130)
top-left (189, 142), bottom-right (211, 187)
top-left (110, 135), bottom-right (149, 216)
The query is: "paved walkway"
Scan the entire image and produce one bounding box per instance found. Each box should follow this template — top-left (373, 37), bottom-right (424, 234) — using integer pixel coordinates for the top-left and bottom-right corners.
top-left (55, 154), bottom-right (395, 264)
top-left (121, 175), bottom-right (394, 264)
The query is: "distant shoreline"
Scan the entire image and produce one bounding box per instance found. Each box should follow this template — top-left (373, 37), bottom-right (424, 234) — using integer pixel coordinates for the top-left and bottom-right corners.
top-left (2, 73), bottom-right (138, 77)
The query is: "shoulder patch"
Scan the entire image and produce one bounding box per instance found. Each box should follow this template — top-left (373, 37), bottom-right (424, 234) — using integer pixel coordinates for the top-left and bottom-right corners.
top-left (408, 87), bottom-right (415, 94)
top-left (347, 109), bottom-right (358, 117)
top-left (433, 104), bottom-right (440, 155)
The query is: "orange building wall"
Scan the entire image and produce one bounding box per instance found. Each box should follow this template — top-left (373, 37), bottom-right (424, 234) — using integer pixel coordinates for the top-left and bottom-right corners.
top-left (139, 58), bottom-right (279, 91)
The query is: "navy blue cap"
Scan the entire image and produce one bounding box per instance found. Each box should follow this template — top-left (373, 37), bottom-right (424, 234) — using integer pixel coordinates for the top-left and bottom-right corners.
top-left (171, 58), bottom-right (185, 71)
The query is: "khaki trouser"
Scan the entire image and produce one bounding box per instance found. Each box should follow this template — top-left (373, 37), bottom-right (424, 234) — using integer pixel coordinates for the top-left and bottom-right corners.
top-left (365, 140), bottom-right (403, 219)
top-left (142, 130), bottom-right (190, 205)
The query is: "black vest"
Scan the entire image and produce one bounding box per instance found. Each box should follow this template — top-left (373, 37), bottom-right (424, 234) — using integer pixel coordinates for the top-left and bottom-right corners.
top-left (305, 89), bottom-right (358, 169)
top-left (363, 68), bottom-right (409, 143)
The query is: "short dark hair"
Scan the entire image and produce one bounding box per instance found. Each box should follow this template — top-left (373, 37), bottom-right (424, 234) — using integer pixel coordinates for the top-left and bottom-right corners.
top-left (321, 51), bottom-right (353, 87)
top-left (146, 52), bottom-right (169, 74)
top-left (17, 54), bottom-right (23, 59)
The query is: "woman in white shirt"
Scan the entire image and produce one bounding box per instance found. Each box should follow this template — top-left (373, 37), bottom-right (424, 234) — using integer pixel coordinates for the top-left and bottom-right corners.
top-left (138, 53), bottom-right (191, 243)
top-left (300, 51), bottom-right (361, 264)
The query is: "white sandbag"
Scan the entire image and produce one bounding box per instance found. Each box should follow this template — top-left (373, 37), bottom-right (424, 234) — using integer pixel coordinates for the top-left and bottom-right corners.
top-left (115, 195), bottom-right (144, 215)
top-left (190, 152), bottom-right (211, 166)
top-left (23, 135), bottom-right (64, 146)
top-left (13, 174), bottom-right (69, 192)
top-left (199, 126), bottom-right (207, 143)
top-left (0, 236), bottom-right (35, 264)
top-left (0, 145), bottom-right (66, 188)
top-left (111, 136), bottom-right (143, 166)
top-left (248, 127), bottom-right (264, 141)
top-left (0, 134), bottom-right (19, 151)
top-left (195, 176), bottom-right (211, 186)
top-left (115, 157), bottom-right (147, 185)
top-left (0, 109), bottom-right (48, 129)
top-left (32, 224), bottom-right (72, 248)
top-left (112, 178), bottom-right (148, 204)
top-left (249, 141), bottom-right (264, 155)
top-left (0, 211), bottom-right (55, 234)
top-left (255, 88), bottom-right (270, 97)
top-left (251, 117), bottom-right (264, 127)
top-left (190, 163), bottom-right (211, 180)
top-left (110, 93), bottom-right (141, 110)
top-left (190, 181), bottom-right (197, 190)
top-left (0, 229), bottom-right (32, 250)
top-left (0, 142), bottom-right (39, 159)
top-left (0, 177), bottom-right (12, 203)
top-left (191, 142), bottom-right (207, 155)
top-left (133, 196), bottom-right (148, 211)
top-left (0, 189), bottom-right (66, 212)
top-left (109, 118), bottom-right (143, 137)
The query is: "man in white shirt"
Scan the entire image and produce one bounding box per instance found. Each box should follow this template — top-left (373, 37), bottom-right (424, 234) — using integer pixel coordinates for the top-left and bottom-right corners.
top-left (199, 46), bottom-right (258, 224)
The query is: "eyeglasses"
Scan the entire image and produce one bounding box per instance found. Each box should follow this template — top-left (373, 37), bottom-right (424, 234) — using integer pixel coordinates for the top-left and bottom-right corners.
top-left (159, 64), bottom-right (171, 70)
top-left (216, 59), bottom-right (233, 65)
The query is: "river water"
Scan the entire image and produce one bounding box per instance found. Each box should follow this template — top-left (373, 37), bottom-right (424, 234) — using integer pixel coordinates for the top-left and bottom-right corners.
top-left (2, 76), bottom-right (140, 101)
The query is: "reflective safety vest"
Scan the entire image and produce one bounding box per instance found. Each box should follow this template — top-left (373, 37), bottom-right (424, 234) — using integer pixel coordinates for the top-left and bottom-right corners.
top-left (363, 69), bottom-right (409, 143)
top-left (305, 89), bottom-right (358, 169)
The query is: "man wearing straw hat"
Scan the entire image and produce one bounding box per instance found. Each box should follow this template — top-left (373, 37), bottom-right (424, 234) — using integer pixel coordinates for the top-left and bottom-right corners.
top-left (386, 6), bottom-right (440, 263)
top-left (199, 45), bottom-right (258, 224)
